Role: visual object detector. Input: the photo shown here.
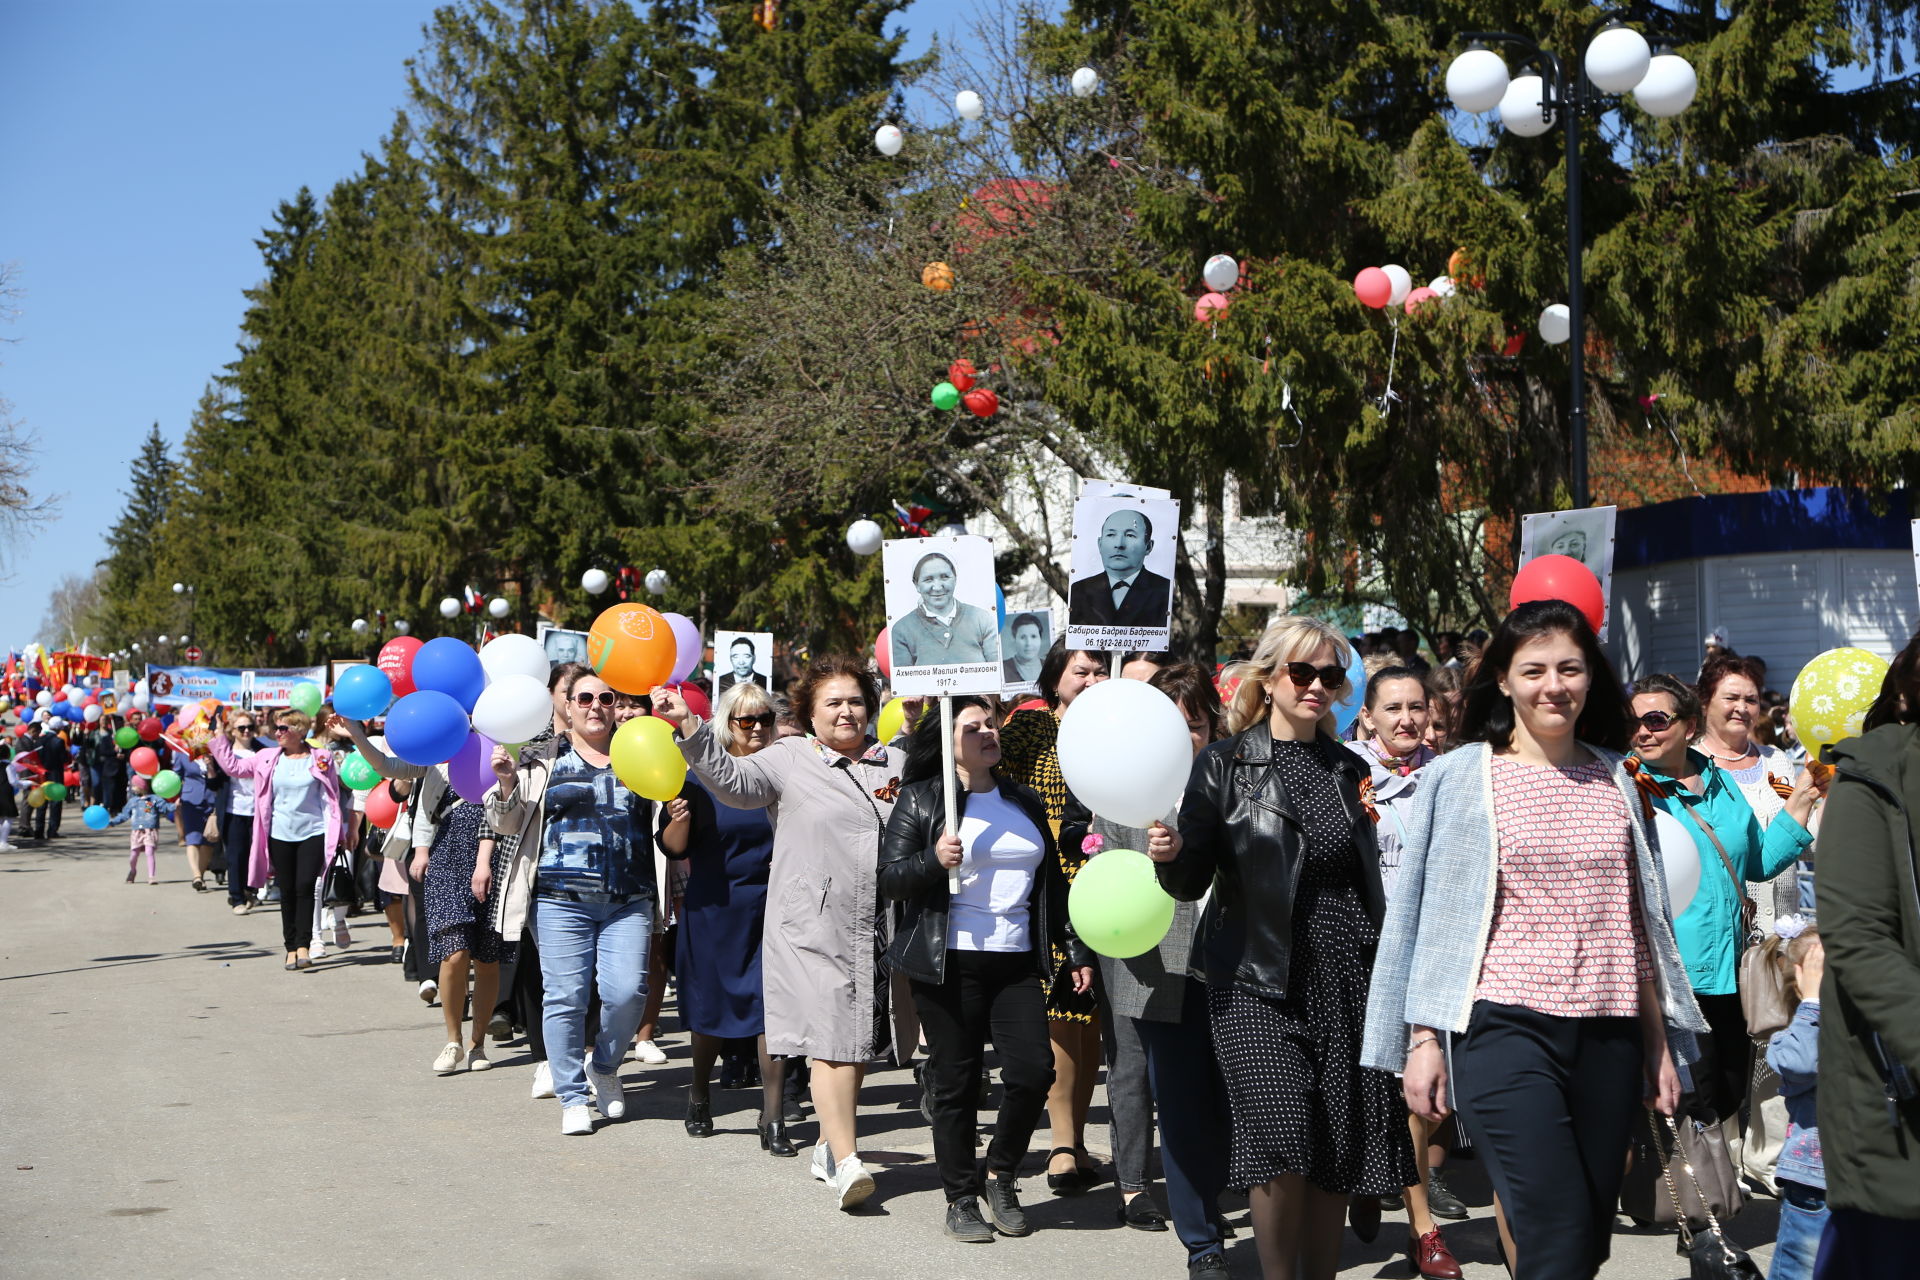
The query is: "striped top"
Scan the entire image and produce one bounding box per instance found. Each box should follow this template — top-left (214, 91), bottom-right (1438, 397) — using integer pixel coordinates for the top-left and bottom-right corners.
top-left (1475, 756), bottom-right (1652, 1018)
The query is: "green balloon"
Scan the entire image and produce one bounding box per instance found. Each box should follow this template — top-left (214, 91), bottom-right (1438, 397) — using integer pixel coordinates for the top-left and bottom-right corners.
top-left (289, 681), bottom-right (324, 718)
top-left (1067, 849), bottom-right (1176, 959)
top-left (151, 769), bottom-right (183, 800)
top-left (930, 381), bottom-right (961, 411)
top-left (41, 782), bottom-right (67, 803)
top-left (115, 726), bottom-right (140, 750)
top-left (340, 751), bottom-right (381, 792)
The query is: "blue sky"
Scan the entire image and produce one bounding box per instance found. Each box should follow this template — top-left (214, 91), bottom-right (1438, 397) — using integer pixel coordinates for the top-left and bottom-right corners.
top-left (0, 0), bottom-right (989, 642)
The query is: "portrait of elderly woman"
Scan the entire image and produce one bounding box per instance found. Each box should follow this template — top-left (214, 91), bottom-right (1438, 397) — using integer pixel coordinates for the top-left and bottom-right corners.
top-left (889, 550), bottom-right (1001, 668)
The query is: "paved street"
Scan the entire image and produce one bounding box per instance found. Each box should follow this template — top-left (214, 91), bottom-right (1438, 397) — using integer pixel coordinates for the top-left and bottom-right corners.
top-left (1, 824), bottom-right (1776, 1279)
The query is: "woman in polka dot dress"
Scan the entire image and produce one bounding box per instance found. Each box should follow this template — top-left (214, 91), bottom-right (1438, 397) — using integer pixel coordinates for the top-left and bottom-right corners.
top-left (1153, 616), bottom-right (1416, 1280)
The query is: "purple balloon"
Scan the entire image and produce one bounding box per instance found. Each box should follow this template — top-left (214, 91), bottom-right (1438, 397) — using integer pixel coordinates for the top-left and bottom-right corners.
top-left (448, 731), bottom-right (498, 803)
top-left (664, 612), bottom-right (702, 685)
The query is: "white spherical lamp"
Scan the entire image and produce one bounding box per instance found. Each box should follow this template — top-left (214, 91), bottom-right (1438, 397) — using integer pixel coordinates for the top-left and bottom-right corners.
top-left (645, 569), bottom-right (671, 595)
top-left (1445, 47), bottom-right (1510, 114)
top-left (580, 567), bottom-right (610, 595)
top-left (1585, 25), bottom-right (1652, 94)
top-left (955, 90), bottom-right (984, 121)
top-left (351, 618), bottom-right (369, 635)
top-left (846, 519), bottom-right (885, 556)
top-left (172, 582), bottom-right (186, 595)
top-left (1539, 304), bottom-right (1573, 345)
top-left (394, 619), bottom-right (411, 635)
top-left (439, 597), bottom-right (460, 618)
top-left (487, 596), bottom-right (511, 619)
top-left (1498, 75), bottom-right (1556, 137)
top-left (1634, 53), bottom-right (1697, 118)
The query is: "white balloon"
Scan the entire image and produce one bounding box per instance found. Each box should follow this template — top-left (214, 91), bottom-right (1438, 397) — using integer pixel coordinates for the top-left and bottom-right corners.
top-left (846, 519), bottom-right (885, 557)
top-left (438, 596), bottom-right (461, 618)
top-left (1585, 25), bottom-right (1651, 94)
top-left (581, 567), bottom-right (610, 595)
top-left (487, 596), bottom-right (511, 619)
top-left (394, 619), bottom-right (411, 635)
top-left (158, 635), bottom-right (170, 645)
top-left (351, 618), bottom-right (370, 634)
top-left (1539, 303), bottom-right (1572, 344)
top-left (1202, 254), bottom-right (1239, 292)
top-left (471, 673), bottom-right (554, 745)
top-left (83, 704), bottom-right (103, 723)
top-left (1653, 807), bottom-right (1701, 917)
top-left (1498, 74), bottom-right (1555, 137)
top-left (1381, 264), bottom-right (1413, 307)
top-left (874, 124), bottom-right (904, 157)
top-left (645, 569), bottom-right (671, 595)
top-left (479, 632), bottom-right (550, 684)
top-left (1634, 53), bottom-right (1697, 118)
top-left (955, 90), bottom-right (984, 121)
top-left (1056, 678), bottom-right (1194, 829)
top-left (34, 690), bottom-right (51, 707)
top-left (1070, 66), bottom-right (1100, 98)
top-left (1428, 275), bottom-right (1457, 298)
top-left (1445, 46), bottom-right (1510, 114)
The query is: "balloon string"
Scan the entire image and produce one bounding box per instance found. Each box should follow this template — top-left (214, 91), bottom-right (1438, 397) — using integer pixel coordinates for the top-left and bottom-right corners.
top-left (1378, 316), bottom-right (1403, 416)
top-left (1649, 408), bottom-right (1705, 498)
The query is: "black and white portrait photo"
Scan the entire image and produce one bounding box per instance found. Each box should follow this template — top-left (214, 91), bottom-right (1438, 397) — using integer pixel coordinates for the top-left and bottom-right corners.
top-left (1000, 607), bottom-right (1054, 695)
top-left (1519, 505), bottom-right (1618, 640)
top-left (1065, 492), bottom-right (1180, 651)
top-left (883, 534), bottom-right (1002, 696)
top-left (542, 627), bottom-right (590, 668)
top-left (713, 630), bottom-right (774, 695)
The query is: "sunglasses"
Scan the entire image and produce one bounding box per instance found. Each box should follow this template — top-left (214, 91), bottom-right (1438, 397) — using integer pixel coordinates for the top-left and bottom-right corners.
top-left (730, 713), bottom-right (776, 729)
top-left (1283, 662), bottom-right (1348, 690)
top-left (233, 723), bottom-right (256, 732)
top-left (572, 691), bottom-right (616, 707)
top-left (272, 723), bottom-right (300, 734)
top-left (1635, 709), bottom-right (1682, 731)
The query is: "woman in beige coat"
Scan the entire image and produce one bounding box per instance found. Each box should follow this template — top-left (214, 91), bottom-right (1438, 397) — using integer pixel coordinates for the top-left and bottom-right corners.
top-left (650, 655), bottom-right (903, 1213)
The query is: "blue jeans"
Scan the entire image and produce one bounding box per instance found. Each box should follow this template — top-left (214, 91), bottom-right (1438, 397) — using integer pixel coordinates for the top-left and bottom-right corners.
top-left (1134, 977), bottom-right (1232, 1263)
top-left (1773, 1181), bottom-right (1828, 1280)
top-left (531, 895), bottom-right (652, 1107)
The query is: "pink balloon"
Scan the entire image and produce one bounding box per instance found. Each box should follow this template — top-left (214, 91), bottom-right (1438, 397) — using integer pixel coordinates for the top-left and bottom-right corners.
top-left (1353, 267), bottom-right (1392, 309)
top-left (663, 612), bottom-right (702, 685)
top-left (1404, 286), bottom-right (1438, 314)
top-left (448, 731), bottom-right (499, 803)
top-left (875, 626), bottom-right (892, 680)
top-left (1193, 292), bottom-right (1230, 323)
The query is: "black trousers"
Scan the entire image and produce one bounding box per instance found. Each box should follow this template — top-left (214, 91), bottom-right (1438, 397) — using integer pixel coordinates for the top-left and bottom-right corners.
top-left (1691, 992), bottom-right (1750, 1125)
top-left (268, 835), bottom-right (326, 953)
top-left (29, 798), bottom-right (62, 838)
top-left (403, 878), bottom-right (431, 983)
top-left (1453, 1001), bottom-right (1643, 1280)
top-left (910, 948), bottom-right (1055, 1201)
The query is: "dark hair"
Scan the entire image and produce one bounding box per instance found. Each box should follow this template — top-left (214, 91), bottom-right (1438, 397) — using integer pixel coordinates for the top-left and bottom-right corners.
top-left (1009, 612), bottom-right (1044, 636)
top-left (729, 636), bottom-right (754, 653)
top-left (1865, 626), bottom-right (1920, 730)
top-left (1630, 673), bottom-right (1702, 727)
top-left (910, 552), bottom-right (956, 587)
top-left (1363, 665), bottom-right (1428, 711)
top-left (1458, 600), bottom-right (1631, 752)
top-left (788, 655), bottom-right (879, 731)
top-left (1120, 650), bottom-right (1171, 670)
top-left (1696, 654), bottom-right (1767, 708)
top-left (1038, 641), bottom-right (1110, 709)
top-left (1149, 662), bottom-right (1225, 743)
top-left (900, 694), bottom-right (997, 787)
top-left (548, 660), bottom-right (588, 693)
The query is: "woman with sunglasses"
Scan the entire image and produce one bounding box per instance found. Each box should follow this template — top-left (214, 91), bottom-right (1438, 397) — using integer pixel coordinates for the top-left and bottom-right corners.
top-left (1363, 601), bottom-right (1707, 1279)
top-left (220, 712), bottom-right (268, 914)
top-left (210, 706), bottom-right (347, 970)
top-left (1628, 673), bottom-right (1819, 1126)
top-left (485, 671), bottom-right (658, 1135)
top-left (659, 681), bottom-right (791, 1153)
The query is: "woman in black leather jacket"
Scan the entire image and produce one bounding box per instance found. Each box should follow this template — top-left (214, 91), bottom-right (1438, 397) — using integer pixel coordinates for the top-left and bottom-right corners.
top-left (878, 695), bottom-right (1093, 1246)
top-left (1153, 616), bottom-right (1416, 1280)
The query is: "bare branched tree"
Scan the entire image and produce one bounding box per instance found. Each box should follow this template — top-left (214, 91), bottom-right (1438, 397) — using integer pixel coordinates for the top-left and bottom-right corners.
top-left (0, 263), bottom-right (60, 576)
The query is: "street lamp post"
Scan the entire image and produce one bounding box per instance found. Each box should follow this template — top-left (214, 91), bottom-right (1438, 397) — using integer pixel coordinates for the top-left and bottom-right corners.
top-left (1444, 16), bottom-right (1696, 509)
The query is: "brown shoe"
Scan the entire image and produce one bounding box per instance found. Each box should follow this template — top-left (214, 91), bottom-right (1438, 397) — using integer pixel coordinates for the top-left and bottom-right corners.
top-left (1407, 1227), bottom-right (1463, 1280)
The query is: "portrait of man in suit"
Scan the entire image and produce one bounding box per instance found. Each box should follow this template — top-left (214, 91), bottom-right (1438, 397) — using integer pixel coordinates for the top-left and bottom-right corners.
top-left (1067, 507), bottom-right (1173, 630)
top-left (714, 634), bottom-right (770, 695)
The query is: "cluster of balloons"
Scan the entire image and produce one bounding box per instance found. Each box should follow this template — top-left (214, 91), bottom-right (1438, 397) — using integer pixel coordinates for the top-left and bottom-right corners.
top-left (1353, 263), bottom-right (1459, 315)
top-left (1193, 253), bottom-right (1237, 323)
top-left (929, 358), bottom-right (999, 418)
top-left (874, 67), bottom-right (1100, 156)
top-left (1790, 647), bottom-right (1889, 753)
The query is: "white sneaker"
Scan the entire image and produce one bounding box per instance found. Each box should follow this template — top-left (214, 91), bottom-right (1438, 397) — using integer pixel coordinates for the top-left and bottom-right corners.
top-left (530, 1060), bottom-right (556, 1100)
top-left (833, 1156), bottom-right (875, 1210)
top-left (432, 1042), bottom-right (465, 1075)
top-left (418, 980), bottom-right (438, 1005)
top-left (309, 936), bottom-right (328, 960)
top-left (634, 1039), bottom-right (667, 1065)
top-left (560, 1104), bottom-right (593, 1136)
top-left (810, 1142), bottom-right (837, 1183)
top-left (587, 1063), bottom-right (626, 1120)
top-left (467, 1047), bottom-right (491, 1071)
top-left (332, 911), bottom-right (351, 949)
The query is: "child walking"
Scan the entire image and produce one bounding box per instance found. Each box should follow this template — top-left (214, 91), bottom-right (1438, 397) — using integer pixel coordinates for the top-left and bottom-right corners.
top-left (112, 777), bottom-right (174, 885)
top-left (1765, 914), bottom-right (1826, 1280)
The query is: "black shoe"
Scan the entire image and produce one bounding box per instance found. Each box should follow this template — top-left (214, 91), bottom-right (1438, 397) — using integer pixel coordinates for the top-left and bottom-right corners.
top-left (684, 1098), bottom-right (713, 1138)
top-left (1349, 1195), bottom-right (1382, 1243)
top-left (945, 1196), bottom-right (995, 1244)
top-left (1211, 1210), bottom-right (1238, 1239)
top-left (782, 1100), bottom-right (806, 1124)
top-left (758, 1118), bottom-right (798, 1157)
top-left (719, 1060), bottom-right (743, 1091)
top-left (1046, 1146), bottom-right (1087, 1196)
top-left (488, 1009), bottom-right (513, 1042)
top-left (1117, 1193), bottom-right (1169, 1231)
top-left (1380, 1194), bottom-right (1405, 1211)
top-left (1426, 1169), bottom-right (1469, 1220)
top-left (1189, 1254), bottom-right (1230, 1278)
top-left (390, 945), bottom-right (405, 965)
top-left (982, 1169), bottom-right (1031, 1237)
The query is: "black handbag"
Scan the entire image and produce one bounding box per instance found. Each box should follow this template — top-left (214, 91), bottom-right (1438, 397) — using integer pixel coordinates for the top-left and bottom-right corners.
top-left (1658, 1114), bottom-right (1764, 1279)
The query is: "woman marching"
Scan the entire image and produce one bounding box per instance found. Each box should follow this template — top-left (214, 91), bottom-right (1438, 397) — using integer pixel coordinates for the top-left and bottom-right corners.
top-left (1362, 601), bottom-right (1708, 1279)
top-left (650, 658), bottom-right (905, 1212)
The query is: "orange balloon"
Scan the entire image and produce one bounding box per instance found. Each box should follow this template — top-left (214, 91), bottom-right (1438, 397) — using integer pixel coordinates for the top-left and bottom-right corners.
top-left (587, 604), bottom-right (678, 694)
top-left (921, 261), bottom-right (955, 291)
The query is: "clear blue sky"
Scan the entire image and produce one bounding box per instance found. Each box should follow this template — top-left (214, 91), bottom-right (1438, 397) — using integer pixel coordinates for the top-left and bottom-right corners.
top-left (0, 0), bottom-right (989, 643)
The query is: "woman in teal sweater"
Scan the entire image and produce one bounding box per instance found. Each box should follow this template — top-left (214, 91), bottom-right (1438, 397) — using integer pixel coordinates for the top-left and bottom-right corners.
top-left (1628, 673), bottom-right (1819, 1123)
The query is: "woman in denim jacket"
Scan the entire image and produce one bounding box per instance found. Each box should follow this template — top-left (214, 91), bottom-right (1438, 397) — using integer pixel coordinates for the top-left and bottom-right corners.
top-left (1763, 916), bottom-right (1825, 1280)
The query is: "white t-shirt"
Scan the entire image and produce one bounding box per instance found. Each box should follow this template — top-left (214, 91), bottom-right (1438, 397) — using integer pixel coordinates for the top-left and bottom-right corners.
top-left (225, 745), bottom-right (259, 817)
top-left (948, 788), bottom-right (1045, 953)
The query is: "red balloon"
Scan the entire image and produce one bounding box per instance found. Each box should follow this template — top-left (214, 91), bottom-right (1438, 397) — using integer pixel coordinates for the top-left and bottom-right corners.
top-left (365, 781), bottom-right (402, 830)
top-left (874, 626), bottom-right (892, 680)
top-left (63, 769), bottom-right (80, 789)
top-left (1353, 267), bottom-right (1392, 309)
top-left (947, 359), bottom-right (977, 393)
top-left (652, 680), bottom-right (712, 723)
top-left (962, 387), bottom-right (999, 418)
top-left (129, 747), bottom-right (160, 777)
top-left (1510, 554), bottom-right (1605, 634)
top-left (138, 717), bottom-right (162, 742)
top-left (377, 636), bottom-right (425, 699)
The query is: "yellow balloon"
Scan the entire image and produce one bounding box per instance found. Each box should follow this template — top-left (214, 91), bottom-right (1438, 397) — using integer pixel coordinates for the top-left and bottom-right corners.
top-left (1789, 646), bottom-right (1888, 751)
top-left (609, 715), bottom-right (686, 802)
top-left (25, 785), bottom-right (46, 808)
top-left (876, 697), bottom-right (908, 744)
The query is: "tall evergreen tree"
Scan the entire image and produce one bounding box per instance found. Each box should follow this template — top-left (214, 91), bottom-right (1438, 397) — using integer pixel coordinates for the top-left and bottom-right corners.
top-left (97, 423), bottom-right (179, 646)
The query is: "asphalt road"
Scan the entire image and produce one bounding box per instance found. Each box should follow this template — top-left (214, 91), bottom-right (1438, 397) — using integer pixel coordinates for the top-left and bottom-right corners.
top-left (0, 823), bottom-right (1778, 1279)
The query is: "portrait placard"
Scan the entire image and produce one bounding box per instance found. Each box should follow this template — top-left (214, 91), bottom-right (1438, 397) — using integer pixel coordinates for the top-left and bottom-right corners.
top-left (542, 627), bottom-right (591, 668)
top-left (883, 534), bottom-right (1003, 695)
top-left (713, 630), bottom-right (775, 697)
top-left (1065, 494), bottom-right (1180, 652)
top-left (999, 606), bottom-right (1056, 697)
top-left (1519, 505), bottom-right (1618, 641)
top-left (1082, 477), bottom-right (1173, 503)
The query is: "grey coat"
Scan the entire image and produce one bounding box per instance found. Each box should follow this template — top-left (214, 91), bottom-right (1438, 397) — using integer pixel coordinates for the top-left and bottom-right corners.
top-left (679, 723), bottom-right (910, 1063)
top-left (1086, 812), bottom-right (1200, 1023)
top-left (1360, 742), bottom-right (1709, 1076)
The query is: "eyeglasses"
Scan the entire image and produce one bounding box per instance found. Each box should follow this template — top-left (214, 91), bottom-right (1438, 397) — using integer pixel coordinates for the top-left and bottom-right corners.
top-left (572, 691), bottom-right (617, 707)
top-left (1283, 662), bottom-right (1348, 690)
top-left (272, 723), bottom-right (299, 735)
top-left (1635, 709), bottom-right (1681, 731)
top-left (233, 723), bottom-right (256, 732)
top-left (730, 713), bottom-right (776, 729)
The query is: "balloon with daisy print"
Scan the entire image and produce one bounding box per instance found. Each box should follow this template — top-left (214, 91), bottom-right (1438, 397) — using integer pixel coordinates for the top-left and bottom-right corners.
top-left (1789, 647), bottom-right (1889, 752)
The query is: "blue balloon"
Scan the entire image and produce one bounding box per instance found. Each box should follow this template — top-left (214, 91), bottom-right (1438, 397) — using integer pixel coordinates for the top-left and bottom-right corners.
top-left (995, 585), bottom-right (1007, 630)
top-left (1333, 645), bottom-right (1370, 735)
top-left (384, 690), bottom-right (471, 766)
top-left (50, 700), bottom-right (69, 717)
top-left (83, 804), bottom-right (110, 830)
top-left (410, 637), bottom-right (486, 712)
top-left (332, 664), bottom-right (394, 720)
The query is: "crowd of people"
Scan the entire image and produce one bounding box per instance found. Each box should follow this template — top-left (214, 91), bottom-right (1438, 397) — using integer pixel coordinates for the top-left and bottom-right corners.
top-left (8, 609), bottom-right (1918, 1280)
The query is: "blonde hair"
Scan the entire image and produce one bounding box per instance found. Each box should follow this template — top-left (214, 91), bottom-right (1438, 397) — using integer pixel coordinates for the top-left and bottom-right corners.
top-left (1761, 920), bottom-right (1822, 1002)
top-left (1225, 616), bottom-right (1353, 735)
top-left (716, 681), bottom-right (775, 756)
top-left (273, 708), bottom-right (313, 737)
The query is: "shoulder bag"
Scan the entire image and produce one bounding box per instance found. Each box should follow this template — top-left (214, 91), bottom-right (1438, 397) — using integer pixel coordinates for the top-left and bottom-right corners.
top-left (1675, 802), bottom-right (1793, 1038)
top-left (1658, 1114), bottom-right (1763, 1279)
